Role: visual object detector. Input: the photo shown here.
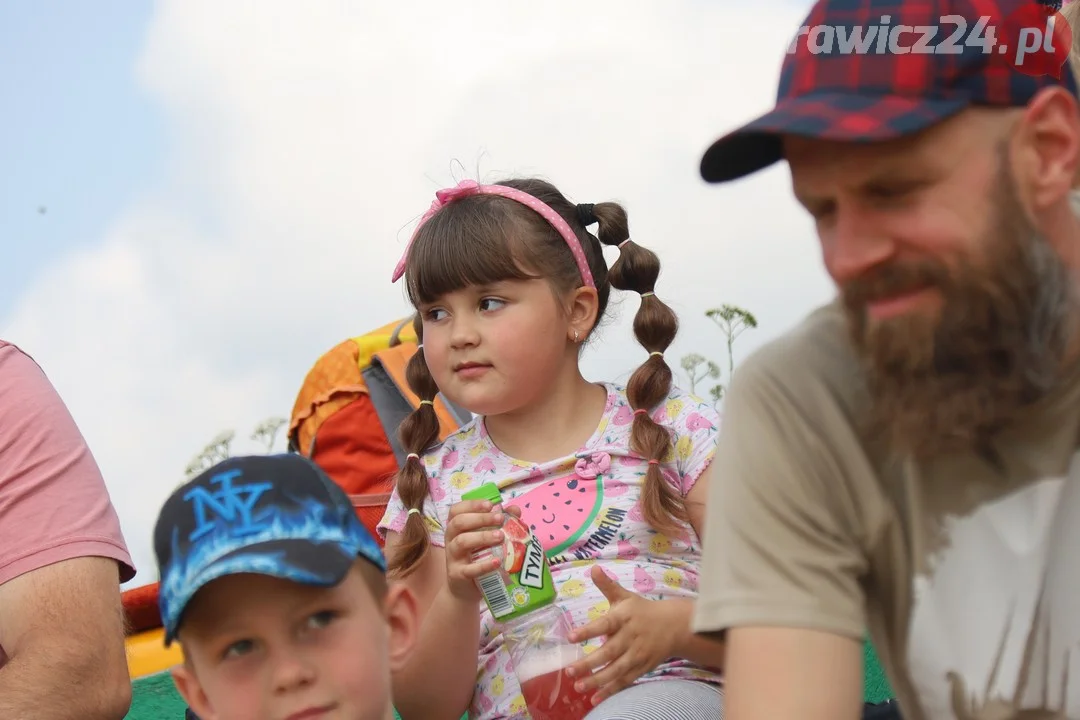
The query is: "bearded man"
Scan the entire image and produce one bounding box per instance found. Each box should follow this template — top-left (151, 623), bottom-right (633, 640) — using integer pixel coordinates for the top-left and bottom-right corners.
top-left (691, 0), bottom-right (1080, 718)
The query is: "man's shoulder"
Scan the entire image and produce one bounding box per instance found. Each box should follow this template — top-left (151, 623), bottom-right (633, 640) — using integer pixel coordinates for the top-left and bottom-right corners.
top-left (0, 340), bottom-right (24, 364)
top-left (0, 341), bottom-right (45, 384)
top-left (735, 301), bottom-right (868, 418)
top-left (0, 338), bottom-right (134, 583)
top-left (694, 305), bottom-right (889, 643)
top-left (0, 342), bottom-right (53, 414)
top-left (0, 339), bottom-right (28, 357)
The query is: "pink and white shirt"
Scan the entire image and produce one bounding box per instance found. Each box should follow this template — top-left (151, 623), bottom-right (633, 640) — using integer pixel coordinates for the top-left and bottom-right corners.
top-left (379, 383), bottom-right (721, 719)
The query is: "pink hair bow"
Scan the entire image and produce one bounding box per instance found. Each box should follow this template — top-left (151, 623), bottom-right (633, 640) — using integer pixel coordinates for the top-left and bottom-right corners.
top-left (421, 179), bottom-right (482, 229)
top-left (391, 180), bottom-right (481, 282)
top-left (391, 180), bottom-right (595, 287)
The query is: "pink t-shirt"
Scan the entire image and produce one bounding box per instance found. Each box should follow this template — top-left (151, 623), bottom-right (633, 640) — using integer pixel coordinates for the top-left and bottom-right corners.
top-left (378, 383), bottom-right (721, 720)
top-left (0, 341), bottom-right (134, 666)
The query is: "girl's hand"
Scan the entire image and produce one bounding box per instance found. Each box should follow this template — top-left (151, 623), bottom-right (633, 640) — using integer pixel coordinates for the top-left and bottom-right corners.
top-left (443, 500), bottom-right (518, 602)
top-left (565, 565), bottom-right (686, 705)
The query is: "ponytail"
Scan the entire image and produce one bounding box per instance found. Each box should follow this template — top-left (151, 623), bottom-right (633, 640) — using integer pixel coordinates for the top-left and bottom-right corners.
top-left (388, 313), bottom-right (442, 576)
top-left (593, 204), bottom-right (686, 535)
top-left (389, 177), bottom-right (689, 546)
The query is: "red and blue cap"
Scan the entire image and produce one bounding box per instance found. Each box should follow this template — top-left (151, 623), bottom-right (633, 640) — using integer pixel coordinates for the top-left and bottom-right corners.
top-left (701, 0), bottom-right (1078, 183)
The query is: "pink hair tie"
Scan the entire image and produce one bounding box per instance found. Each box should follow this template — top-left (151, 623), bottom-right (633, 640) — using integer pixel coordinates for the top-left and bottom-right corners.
top-left (618, 238), bottom-right (632, 248)
top-left (647, 459), bottom-right (661, 465)
top-left (391, 180), bottom-right (595, 289)
top-left (633, 408), bottom-right (648, 416)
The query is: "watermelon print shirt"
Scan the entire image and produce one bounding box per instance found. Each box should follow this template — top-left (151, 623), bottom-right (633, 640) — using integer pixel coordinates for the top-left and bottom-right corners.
top-left (378, 383), bottom-right (722, 720)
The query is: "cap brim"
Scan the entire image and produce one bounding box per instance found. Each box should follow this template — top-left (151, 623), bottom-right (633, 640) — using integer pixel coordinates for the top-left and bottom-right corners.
top-left (162, 539), bottom-right (356, 645)
top-left (700, 93), bottom-right (970, 183)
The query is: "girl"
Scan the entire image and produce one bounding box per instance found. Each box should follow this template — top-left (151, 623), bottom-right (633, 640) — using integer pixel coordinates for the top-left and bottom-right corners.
top-left (378, 177), bottom-right (724, 720)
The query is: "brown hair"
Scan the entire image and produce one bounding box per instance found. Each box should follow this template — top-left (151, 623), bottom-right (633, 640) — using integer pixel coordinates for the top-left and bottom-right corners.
top-left (389, 178), bottom-right (683, 576)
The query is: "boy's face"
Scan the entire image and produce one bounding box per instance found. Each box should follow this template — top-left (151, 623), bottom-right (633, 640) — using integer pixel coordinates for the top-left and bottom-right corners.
top-left (170, 562), bottom-right (416, 720)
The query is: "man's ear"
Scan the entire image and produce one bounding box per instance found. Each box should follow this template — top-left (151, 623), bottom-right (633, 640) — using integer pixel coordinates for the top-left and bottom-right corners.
top-left (383, 583), bottom-right (420, 673)
top-left (1014, 86), bottom-right (1080, 211)
top-left (172, 660), bottom-right (216, 720)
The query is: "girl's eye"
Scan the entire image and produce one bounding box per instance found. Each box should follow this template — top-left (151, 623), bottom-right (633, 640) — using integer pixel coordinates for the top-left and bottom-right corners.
top-left (222, 639), bottom-right (254, 660)
top-left (424, 307), bottom-right (447, 322)
top-left (479, 298), bottom-right (505, 312)
top-left (307, 610), bottom-right (337, 630)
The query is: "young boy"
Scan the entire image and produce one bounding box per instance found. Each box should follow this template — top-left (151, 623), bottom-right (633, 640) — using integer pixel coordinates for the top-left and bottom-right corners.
top-left (154, 453), bottom-right (418, 720)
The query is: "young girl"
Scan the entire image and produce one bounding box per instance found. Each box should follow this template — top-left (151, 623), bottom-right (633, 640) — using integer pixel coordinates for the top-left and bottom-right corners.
top-left (377, 177), bottom-right (724, 720)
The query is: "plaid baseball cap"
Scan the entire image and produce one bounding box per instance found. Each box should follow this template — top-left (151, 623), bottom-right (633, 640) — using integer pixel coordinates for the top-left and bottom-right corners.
top-left (701, 0), bottom-right (1078, 183)
top-left (154, 453), bottom-right (385, 645)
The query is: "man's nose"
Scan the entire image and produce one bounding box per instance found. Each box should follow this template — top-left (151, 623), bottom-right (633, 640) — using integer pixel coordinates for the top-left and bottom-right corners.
top-left (821, 206), bottom-right (897, 286)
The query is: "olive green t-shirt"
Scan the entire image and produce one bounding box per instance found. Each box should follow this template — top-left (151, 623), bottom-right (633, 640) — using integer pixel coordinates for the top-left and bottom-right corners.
top-left (693, 301), bottom-right (1080, 719)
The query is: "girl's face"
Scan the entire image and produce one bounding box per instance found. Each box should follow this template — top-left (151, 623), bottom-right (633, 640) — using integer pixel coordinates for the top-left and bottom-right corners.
top-left (419, 278), bottom-right (574, 416)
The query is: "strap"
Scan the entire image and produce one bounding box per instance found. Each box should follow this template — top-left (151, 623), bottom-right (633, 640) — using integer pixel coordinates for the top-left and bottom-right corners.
top-left (442, 394), bottom-right (473, 426)
top-left (361, 362), bottom-right (414, 466)
top-left (389, 316), bottom-right (411, 348)
top-left (349, 492), bottom-right (393, 508)
top-left (368, 344), bottom-right (466, 442)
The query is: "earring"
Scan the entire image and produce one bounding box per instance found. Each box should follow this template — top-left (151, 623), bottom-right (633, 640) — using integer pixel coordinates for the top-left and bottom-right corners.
top-left (573, 330), bottom-right (580, 343)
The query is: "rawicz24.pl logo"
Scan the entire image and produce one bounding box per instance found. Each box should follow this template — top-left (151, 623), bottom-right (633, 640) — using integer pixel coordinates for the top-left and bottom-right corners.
top-left (788, 2), bottom-right (1073, 78)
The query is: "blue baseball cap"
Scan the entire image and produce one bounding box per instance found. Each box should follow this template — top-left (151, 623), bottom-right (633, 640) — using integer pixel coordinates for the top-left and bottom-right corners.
top-left (153, 453), bottom-right (385, 645)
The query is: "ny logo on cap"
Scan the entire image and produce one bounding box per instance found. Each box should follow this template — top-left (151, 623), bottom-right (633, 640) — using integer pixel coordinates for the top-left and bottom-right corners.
top-left (184, 468), bottom-right (274, 542)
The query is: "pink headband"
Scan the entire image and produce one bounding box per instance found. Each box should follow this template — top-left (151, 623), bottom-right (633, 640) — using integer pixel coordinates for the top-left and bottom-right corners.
top-left (391, 179), bottom-right (596, 288)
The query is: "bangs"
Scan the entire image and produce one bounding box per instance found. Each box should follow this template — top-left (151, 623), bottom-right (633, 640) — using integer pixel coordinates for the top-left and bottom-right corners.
top-left (403, 195), bottom-right (546, 305)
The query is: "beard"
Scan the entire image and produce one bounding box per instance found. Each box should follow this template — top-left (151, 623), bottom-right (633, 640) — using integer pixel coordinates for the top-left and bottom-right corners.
top-left (842, 166), bottom-right (1075, 460)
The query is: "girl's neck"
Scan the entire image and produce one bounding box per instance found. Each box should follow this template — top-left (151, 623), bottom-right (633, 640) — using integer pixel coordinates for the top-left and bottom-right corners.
top-left (482, 366), bottom-right (608, 463)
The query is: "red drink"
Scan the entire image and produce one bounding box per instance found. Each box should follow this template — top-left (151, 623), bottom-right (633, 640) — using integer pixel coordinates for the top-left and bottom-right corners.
top-left (516, 646), bottom-right (593, 720)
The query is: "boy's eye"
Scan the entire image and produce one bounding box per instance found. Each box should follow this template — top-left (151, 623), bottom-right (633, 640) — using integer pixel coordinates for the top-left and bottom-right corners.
top-left (479, 298), bottom-right (505, 312)
top-left (867, 179), bottom-right (923, 200)
top-left (307, 610), bottom-right (337, 630)
top-left (222, 639), bottom-right (254, 659)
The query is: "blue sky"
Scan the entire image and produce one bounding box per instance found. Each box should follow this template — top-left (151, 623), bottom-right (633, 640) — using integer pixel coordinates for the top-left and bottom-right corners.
top-left (0, 0), bottom-right (831, 586)
top-left (0, 1), bottom-right (160, 318)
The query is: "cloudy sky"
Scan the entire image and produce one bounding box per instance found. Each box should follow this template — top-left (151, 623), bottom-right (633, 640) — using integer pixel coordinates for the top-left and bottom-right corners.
top-left (1, 0), bottom-right (833, 587)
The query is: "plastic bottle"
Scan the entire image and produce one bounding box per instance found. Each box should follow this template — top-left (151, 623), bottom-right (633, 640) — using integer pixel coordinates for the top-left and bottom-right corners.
top-left (461, 482), bottom-right (556, 620)
top-left (461, 483), bottom-right (593, 720)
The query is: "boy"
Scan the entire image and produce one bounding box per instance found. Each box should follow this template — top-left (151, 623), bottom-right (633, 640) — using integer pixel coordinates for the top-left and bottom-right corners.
top-left (154, 454), bottom-right (418, 720)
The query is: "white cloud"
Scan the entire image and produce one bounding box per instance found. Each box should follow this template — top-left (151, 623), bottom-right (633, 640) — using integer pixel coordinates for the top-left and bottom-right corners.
top-left (1, 0), bottom-right (833, 586)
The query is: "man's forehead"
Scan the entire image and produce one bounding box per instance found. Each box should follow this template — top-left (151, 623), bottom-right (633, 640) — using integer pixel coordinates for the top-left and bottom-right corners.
top-left (791, 108), bottom-right (1014, 160)
top-left (783, 111), bottom-right (1007, 193)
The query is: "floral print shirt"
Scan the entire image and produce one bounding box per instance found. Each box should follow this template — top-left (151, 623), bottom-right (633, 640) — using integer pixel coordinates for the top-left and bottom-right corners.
top-left (378, 383), bottom-right (721, 719)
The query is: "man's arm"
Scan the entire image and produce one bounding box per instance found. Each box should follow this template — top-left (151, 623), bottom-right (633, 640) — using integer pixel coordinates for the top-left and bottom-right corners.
top-left (692, 317), bottom-right (875, 720)
top-left (0, 342), bottom-right (134, 719)
top-left (0, 556), bottom-right (131, 719)
top-left (724, 627), bottom-right (863, 720)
